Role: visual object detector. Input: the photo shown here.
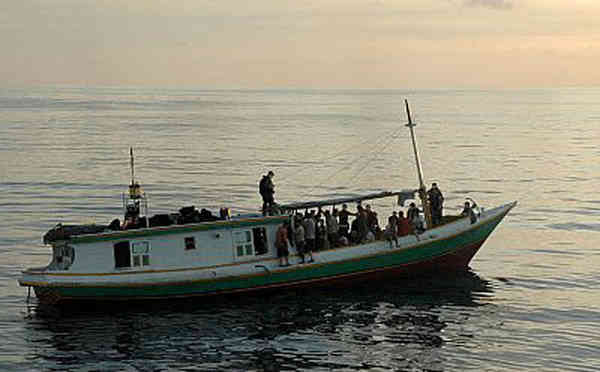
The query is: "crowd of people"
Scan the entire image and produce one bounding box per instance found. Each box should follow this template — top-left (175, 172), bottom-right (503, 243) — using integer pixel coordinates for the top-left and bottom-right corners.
top-left (274, 201), bottom-right (431, 266)
top-left (261, 172), bottom-right (455, 267)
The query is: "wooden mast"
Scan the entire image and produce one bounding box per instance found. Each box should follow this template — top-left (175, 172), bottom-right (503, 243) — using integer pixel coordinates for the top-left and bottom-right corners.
top-left (404, 99), bottom-right (433, 229)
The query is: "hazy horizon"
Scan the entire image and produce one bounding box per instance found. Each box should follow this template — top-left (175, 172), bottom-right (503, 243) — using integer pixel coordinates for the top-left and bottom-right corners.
top-left (4, 0), bottom-right (600, 89)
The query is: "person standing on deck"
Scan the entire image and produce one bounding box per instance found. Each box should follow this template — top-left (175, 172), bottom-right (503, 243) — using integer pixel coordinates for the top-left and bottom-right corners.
top-left (397, 210), bottom-right (413, 237)
top-left (259, 171), bottom-right (275, 215)
top-left (390, 211), bottom-right (399, 228)
top-left (294, 216), bottom-right (307, 263)
top-left (324, 210), bottom-right (339, 247)
top-left (461, 201), bottom-right (478, 224)
top-left (337, 204), bottom-right (356, 238)
top-left (407, 202), bottom-right (424, 233)
top-left (275, 221), bottom-right (290, 266)
top-left (355, 205), bottom-right (369, 243)
top-left (384, 215), bottom-right (399, 247)
top-left (365, 204), bottom-right (379, 233)
top-left (303, 212), bottom-right (316, 260)
top-left (427, 183), bottom-right (444, 226)
top-left (317, 218), bottom-right (329, 250)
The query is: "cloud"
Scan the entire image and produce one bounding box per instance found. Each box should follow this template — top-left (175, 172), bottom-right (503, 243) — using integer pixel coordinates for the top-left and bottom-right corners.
top-left (465, 0), bottom-right (513, 10)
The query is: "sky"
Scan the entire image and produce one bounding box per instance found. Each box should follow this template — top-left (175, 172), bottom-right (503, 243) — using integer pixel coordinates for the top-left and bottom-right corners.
top-left (2, 0), bottom-right (600, 88)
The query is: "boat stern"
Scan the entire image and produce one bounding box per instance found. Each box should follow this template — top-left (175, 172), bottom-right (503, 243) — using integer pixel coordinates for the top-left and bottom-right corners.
top-left (18, 266), bottom-right (50, 287)
top-left (18, 267), bottom-right (57, 304)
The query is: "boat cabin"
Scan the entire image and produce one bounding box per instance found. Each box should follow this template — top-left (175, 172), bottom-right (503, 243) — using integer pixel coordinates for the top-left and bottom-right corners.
top-left (43, 213), bottom-right (287, 274)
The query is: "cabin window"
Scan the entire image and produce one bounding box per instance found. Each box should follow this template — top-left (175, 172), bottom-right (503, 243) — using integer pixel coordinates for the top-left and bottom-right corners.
top-left (252, 227), bottom-right (268, 255)
top-left (131, 241), bottom-right (151, 267)
top-left (185, 236), bottom-right (196, 250)
top-left (114, 241), bottom-right (131, 268)
top-left (233, 230), bottom-right (253, 257)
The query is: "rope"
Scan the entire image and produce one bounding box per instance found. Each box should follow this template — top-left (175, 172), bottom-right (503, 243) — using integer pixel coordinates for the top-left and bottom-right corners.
top-left (301, 130), bottom-right (398, 198)
top-left (301, 126), bottom-right (405, 199)
top-left (277, 125), bottom-right (404, 187)
top-left (347, 128), bottom-right (403, 187)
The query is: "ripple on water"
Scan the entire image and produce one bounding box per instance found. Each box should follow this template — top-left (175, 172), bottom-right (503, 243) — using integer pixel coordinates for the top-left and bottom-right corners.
top-left (531, 248), bottom-right (583, 256)
top-left (547, 223), bottom-right (600, 232)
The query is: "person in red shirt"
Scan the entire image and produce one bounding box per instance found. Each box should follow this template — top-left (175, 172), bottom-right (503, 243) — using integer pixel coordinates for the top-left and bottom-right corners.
top-left (397, 210), bottom-right (413, 237)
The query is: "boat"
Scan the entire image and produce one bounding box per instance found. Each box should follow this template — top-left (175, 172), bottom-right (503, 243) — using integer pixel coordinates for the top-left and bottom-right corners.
top-left (18, 101), bottom-right (516, 305)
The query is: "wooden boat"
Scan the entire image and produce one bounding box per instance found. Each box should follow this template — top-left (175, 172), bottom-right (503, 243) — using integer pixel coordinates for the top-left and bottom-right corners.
top-left (18, 101), bottom-right (516, 305)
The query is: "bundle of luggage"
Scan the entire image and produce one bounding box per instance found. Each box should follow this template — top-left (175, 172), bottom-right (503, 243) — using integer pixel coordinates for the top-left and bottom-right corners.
top-left (43, 223), bottom-right (109, 243)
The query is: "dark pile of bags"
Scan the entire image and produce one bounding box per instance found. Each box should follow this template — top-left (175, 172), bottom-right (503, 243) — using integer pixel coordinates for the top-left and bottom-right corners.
top-left (43, 206), bottom-right (228, 242)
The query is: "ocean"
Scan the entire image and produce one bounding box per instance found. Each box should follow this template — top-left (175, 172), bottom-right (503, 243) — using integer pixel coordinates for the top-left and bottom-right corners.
top-left (1, 87), bottom-right (599, 371)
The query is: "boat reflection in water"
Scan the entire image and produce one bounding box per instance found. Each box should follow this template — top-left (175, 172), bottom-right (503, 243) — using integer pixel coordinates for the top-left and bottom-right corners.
top-left (25, 271), bottom-right (494, 371)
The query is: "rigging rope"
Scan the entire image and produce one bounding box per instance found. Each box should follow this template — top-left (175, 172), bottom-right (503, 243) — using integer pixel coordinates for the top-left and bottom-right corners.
top-left (277, 125), bottom-right (404, 187)
top-left (300, 125), bottom-right (405, 200)
top-left (347, 129), bottom-right (402, 187)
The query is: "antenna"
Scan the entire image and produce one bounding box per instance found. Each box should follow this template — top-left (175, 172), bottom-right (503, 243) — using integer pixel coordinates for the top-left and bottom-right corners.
top-left (128, 147), bottom-right (142, 200)
top-left (130, 147), bottom-right (135, 186)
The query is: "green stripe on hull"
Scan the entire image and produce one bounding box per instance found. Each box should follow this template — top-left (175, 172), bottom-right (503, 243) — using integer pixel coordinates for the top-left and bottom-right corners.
top-left (50, 214), bottom-right (504, 301)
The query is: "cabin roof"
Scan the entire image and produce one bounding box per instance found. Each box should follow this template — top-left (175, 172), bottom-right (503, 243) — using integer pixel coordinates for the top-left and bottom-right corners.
top-left (51, 215), bottom-right (289, 245)
top-left (279, 190), bottom-right (416, 210)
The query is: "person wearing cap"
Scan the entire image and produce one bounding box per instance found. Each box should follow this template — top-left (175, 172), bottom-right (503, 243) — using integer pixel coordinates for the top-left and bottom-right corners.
top-left (461, 201), bottom-right (478, 224)
top-left (427, 182), bottom-right (444, 226)
top-left (259, 171), bottom-right (276, 215)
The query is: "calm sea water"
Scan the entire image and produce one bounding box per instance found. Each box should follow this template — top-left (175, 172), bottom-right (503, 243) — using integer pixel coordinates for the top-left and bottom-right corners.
top-left (1, 87), bottom-right (599, 371)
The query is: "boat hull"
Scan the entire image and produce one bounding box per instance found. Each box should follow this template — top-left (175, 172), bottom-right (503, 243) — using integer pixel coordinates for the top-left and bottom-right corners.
top-left (33, 239), bottom-right (485, 305)
top-left (27, 203), bottom-right (514, 305)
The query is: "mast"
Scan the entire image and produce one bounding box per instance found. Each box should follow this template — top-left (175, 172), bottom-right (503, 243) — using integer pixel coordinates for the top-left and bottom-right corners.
top-left (404, 99), bottom-right (433, 229)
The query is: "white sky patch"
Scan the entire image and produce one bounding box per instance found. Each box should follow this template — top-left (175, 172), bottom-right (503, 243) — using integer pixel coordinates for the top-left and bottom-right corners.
top-left (465, 0), bottom-right (514, 9)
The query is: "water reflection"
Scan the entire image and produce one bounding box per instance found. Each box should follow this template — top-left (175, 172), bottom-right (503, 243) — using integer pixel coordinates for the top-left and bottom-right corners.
top-left (24, 271), bottom-right (493, 371)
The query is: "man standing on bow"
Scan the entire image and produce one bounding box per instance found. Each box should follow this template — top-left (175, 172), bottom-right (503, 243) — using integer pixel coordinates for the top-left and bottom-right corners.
top-left (259, 171), bottom-right (275, 215)
top-left (427, 182), bottom-right (444, 226)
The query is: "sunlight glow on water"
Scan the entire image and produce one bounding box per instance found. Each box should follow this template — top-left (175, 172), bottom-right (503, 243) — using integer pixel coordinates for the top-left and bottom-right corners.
top-left (1, 87), bottom-right (599, 371)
